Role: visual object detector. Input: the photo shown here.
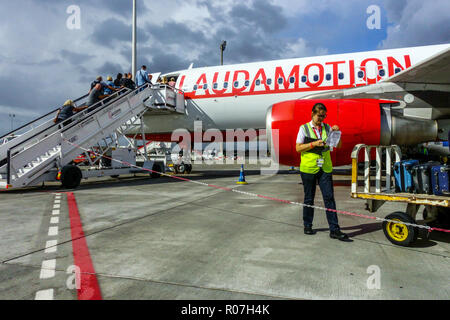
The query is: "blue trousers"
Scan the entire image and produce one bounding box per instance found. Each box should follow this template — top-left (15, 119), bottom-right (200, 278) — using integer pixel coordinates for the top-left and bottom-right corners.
top-left (300, 170), bottom-right (340, 232)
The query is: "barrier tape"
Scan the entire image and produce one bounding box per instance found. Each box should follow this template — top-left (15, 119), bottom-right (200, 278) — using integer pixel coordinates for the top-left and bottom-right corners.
top-left (63, 139), bottom-right (450, 234)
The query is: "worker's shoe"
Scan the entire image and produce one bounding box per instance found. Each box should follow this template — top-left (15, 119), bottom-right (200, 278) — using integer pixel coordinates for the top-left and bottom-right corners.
top-left (330, 230), bottom-right (349, 241)
top-left (304, 227), bottom-right (316, 235)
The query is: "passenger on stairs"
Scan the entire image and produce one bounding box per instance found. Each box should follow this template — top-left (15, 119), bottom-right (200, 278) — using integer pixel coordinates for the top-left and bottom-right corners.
top-left (135, 65), bottom-right (153, 87)
top-left (104, 76), bottom-right (117, 95)
top-left (89, 76), bottom-right (116, 94)
top-left (54, 100), bottom-right (88, 127)
top-left (87, 83), bottom-right (109, 111)
top-left (120, 73), bottom-right (136, 90)
top-left (168, 77), bottom-right (176, 88)
top-left (114, 73), bottom-right (123, 87)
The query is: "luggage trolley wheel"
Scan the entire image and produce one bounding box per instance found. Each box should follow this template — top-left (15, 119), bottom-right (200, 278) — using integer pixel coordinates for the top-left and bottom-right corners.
top-left (382, 211), bottom-right (419, 246)
top-left (60, 165), bottom-right (82, 189)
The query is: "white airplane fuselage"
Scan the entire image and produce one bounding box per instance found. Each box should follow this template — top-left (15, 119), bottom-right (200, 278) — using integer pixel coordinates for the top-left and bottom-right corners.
top-left (141, 43), bottom-right (450, 139)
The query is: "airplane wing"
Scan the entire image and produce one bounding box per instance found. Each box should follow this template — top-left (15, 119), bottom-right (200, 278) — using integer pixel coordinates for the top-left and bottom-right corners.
top-left (386, 46), bottom-right (450, 85)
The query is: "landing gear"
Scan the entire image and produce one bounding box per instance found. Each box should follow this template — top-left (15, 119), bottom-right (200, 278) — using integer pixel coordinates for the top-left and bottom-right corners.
top-left (173, 163), bottom-right (192, 174)
top-left (60, 165), bottom-right (82, 189)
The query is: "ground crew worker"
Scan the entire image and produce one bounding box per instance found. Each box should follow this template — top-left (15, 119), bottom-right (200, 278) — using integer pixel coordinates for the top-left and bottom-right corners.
top-left (295, 102), bottom-right (350, 241)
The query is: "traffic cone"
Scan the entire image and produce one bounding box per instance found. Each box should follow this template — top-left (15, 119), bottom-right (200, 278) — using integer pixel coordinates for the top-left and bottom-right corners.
top-left (237, 164), bottom-right (248, 185)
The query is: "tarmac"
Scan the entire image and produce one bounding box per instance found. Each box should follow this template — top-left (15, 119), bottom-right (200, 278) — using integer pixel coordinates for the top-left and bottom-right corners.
top-left (0, 164), bottom-right (449, 300)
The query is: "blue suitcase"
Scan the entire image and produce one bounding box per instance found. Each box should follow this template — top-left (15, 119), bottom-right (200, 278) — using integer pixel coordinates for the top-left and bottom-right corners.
top-left (431, 165), bottom-right (449, 196)
top-left (394, 160), bottom-right (419, 192)
top-left (412, 162), bottom-right (440, 194)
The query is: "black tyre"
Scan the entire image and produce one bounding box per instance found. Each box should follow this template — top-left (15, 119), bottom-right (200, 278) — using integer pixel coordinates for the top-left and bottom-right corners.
top-left (60, 165), bottom-right (82, 189)
top-left (185, 164), bottom-right (192, 174)
top-left (151, 163), bottom-right (162, 178)
top-left (175, 163), bottom-right (186, 174)
top-left (382, 211), bottom-right (419, 246)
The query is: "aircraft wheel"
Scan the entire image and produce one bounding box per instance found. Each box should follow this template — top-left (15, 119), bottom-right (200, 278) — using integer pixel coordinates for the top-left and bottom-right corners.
top-left (185, 164), bottom-right (192, 174)
top-left (382, 212), bottom-right (418, 246)
top-left (175, 163), bottom-right (186, 174)
top-left (61, 165), bottom-right (82, 189)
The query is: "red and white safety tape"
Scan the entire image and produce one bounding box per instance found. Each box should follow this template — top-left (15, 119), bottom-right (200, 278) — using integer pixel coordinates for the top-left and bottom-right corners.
top-left (64, 139), bottom-right (450, 234)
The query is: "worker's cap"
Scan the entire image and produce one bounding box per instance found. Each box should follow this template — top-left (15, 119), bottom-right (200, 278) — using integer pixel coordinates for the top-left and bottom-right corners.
top-left (107, 76), bottom-right (113, 81)
top-left (63, 99), bottom-right (74, 106)
top-left (170, 77), bottom-right (175, 81)
top-left (96, 76), bottom-right (102, 80)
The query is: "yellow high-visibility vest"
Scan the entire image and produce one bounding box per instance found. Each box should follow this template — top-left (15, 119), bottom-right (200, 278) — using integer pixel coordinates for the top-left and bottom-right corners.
top-left (300, 122), bottom-right (333, 174)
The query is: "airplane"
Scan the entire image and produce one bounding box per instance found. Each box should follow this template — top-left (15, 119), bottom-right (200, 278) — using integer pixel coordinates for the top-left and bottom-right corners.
top-left (131, 43), bottom-right (450, 168)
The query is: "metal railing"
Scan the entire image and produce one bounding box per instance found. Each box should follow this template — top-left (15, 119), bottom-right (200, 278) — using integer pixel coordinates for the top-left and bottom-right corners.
top-left (351, 144), bottom-right (402, 195)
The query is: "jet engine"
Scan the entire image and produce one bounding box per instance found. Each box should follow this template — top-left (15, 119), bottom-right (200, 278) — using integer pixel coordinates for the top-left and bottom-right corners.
top-left (266, 99), bottom-right (443, 167)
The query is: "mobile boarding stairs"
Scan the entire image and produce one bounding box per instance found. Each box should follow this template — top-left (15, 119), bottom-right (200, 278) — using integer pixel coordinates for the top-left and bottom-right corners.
top-left (0, 83), bottom-right (185, 190)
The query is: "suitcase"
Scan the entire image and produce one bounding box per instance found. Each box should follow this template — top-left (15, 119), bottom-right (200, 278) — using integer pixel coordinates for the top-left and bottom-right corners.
top-left (412, 162), bottom-right (440, 194)
top-left (431, 165), bottom-right (450, 196)
top-left (394, 160), bottom-right (419, 192)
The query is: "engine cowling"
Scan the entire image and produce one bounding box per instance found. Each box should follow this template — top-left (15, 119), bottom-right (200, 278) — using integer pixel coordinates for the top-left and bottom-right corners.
top-left (266, 99), bottom-right (388, 167)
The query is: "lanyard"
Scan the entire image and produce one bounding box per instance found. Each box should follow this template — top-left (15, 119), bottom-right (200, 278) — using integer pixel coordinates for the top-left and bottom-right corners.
top-left (312, 125), bottom-right (322, 139)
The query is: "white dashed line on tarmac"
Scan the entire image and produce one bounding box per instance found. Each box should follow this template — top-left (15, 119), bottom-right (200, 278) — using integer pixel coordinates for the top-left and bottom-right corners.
top-left (35, 193), bottom-right (63, 300)
top-left (48, 226), bottom-right (58, 236)
top-left (39, 259), bottom-right (56, 279)
top-left (44, 240), bottom-right (58, 253)
top-left (35, 289), bottom-right (54, 300)
top-left (50, 217), bottom-right (59, 224)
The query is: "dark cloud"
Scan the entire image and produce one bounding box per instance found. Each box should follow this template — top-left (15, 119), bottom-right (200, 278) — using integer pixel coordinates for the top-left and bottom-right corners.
top-left (90, 17), bottom-right (149, 47)
top-left (230, 1), bottom-right (287, 34)
top-left (60, 50), bottom-right (94, 65)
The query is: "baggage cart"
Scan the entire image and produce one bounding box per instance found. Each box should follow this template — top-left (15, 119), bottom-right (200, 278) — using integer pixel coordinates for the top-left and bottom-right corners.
top-left (351, 144), bottom-right (450, 246)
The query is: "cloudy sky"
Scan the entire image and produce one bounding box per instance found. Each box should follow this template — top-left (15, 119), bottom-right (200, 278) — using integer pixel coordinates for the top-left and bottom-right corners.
top-left (0, 0), bottom-right (449, 135)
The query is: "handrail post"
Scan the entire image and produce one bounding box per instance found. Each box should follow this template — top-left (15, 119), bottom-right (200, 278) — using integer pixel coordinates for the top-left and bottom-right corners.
top-left (6, 149), bottom-right (11, 185)
top-left (364, 146), bottom-right (371, 193)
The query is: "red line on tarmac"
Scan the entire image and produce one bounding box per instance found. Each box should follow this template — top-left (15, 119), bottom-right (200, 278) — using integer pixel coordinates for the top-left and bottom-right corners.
top-left (67, 192), bottom-right (102, 300)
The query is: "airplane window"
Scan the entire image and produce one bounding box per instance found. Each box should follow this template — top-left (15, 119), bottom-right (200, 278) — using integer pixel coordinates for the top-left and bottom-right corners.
top-left (301, 75), bottom-right (307, 83)
top-left (326, 74), bottom-right (331, 81)
top-left (267, 78), bottom-right (272, 85)
top-left (224, 82), bottom-right (228, 88)
top-left (289, 76), bottom-right (295, 84)
top-left (379, 69), bottom-right (386, 77)
top-left (193, 85), bottom-right (198, 90)
top-left (278, 78), bottom-right (283, 85)
top-left (213, 83), bottom-right (218, 89)
top-left (395, 68), bottom-right (401, 74)
top-left (313, 75), bottom-right (319, 82)
top-left (245, 80), bottom-right (250, 87)
top-left (203, 84), bottom-right (208, 89)
top-left (234, 81), bottom-right (239, 88)
top-left (358, 71), bottom-right (364, 78)
top-left (256, 79), bottom-right (261, 86)
top-left (338, 72), bottom-right (344, 80)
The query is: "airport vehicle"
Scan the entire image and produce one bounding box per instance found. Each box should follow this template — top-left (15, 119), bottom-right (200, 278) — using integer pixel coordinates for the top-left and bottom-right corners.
top-left (134, 43), bottom-right (450, 168)
top-left (351, 144), bottom-right (449, 246)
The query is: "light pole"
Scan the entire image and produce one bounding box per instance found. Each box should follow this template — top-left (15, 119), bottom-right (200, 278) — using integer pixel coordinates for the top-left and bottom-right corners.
top-left (9, 114), bottom-right (15, 131)
top-left (220, 40), bottom-right (226, 65)
top-left (132, 0), bottom-right (137, 80)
